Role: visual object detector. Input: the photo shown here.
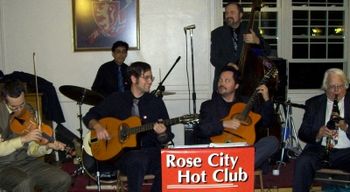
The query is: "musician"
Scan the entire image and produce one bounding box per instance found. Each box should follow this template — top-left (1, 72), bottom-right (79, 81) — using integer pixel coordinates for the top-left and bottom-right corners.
top-left (210, 2), bottom-right (271, 90)
top-left (0, 80), bottom-right (71, 192)
top-left (83, 61), bottom-right (174, 192)
top-left (195, 66), bottom-right (278, 169)
top-left (293, 68), bottom-right (350, 192)
top-left (92, 40), bottom-right (130, 97)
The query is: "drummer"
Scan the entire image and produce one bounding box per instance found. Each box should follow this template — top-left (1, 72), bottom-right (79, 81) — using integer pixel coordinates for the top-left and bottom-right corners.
top-left (84, 61), bottom-right (174, 192)
top-left (92, 41), bottom-right (131, 97)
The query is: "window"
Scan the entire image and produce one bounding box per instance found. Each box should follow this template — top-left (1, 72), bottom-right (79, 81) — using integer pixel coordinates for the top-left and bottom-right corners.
top-left (289, 0), bottom-right (345, 89)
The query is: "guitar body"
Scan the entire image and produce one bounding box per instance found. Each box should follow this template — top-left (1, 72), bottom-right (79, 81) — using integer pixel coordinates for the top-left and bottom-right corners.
top-left (210, 103), bottom-right (261, 145)
top-left (90, 116), bottom-right (141, 161)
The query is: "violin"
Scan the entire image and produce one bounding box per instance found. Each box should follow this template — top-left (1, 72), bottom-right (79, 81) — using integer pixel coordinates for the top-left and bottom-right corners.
top-left (10, 108), bottom-right (75, 157)
top-left (10, 108), bottom-right (54, 145)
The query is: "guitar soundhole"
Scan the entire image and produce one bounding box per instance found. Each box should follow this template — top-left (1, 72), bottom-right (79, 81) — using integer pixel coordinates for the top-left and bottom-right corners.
top-left (119, 124), bottom-right (128, 143)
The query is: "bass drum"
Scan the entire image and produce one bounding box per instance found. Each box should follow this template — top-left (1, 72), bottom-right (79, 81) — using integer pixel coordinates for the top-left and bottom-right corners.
top-left (82, 131), bottom-right (118, 183)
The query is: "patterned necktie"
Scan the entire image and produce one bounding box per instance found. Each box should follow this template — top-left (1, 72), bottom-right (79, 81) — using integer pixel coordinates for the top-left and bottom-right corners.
top-left (131, 99), bottom-right (139, 117)
top-left (117, 65), bottom-right (125, 92)
top-left (232, 29), bottom-right (238, 52)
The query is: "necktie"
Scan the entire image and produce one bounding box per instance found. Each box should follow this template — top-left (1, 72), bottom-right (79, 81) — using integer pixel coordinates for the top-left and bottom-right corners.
top-left (117, 66), bottom-right (125, 92)
top-left (232, 29), bottom-right (238, 52)
top-left (131, 99), bottom-right (140, 117)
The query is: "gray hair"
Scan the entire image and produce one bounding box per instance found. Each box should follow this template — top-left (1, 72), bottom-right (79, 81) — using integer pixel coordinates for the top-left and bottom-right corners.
top-left (321, 68), bottom-right (349, 90)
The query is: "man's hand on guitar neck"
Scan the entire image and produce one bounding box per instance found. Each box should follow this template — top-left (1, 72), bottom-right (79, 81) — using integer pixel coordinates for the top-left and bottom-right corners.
top-left (257, 84), bottom-right (270, 101)
top-left (223, 119), bottom-right (241, 130)
top-left (153, 120), bottom-right (167, 134)
top-left (89, 119), bottom-right (110, 140)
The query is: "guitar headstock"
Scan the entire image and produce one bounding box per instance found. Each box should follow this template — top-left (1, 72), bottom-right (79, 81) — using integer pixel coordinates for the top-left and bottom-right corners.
top-left (179, 114), bottom-right (199, 124)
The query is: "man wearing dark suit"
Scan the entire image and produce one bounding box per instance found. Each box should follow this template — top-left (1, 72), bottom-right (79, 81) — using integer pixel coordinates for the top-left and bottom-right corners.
top-left (210, 2), bottom-right (270, 91)
top-left (293, 68), bottom-right (350, 192)
top-left (92, 41), bottom-right (130, 97)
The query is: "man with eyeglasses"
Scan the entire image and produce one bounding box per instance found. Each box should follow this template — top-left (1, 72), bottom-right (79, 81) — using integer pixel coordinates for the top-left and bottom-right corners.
top-left (293, 68), bottom-right (350, 192)
top-left (0, 80), bottom-right (71, 192)
top-left (84, 61), bottom-right (174, 192)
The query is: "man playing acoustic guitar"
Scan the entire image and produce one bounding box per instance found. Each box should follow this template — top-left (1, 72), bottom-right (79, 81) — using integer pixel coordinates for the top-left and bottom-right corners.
top-left (83, 61), bottom-right (175, 192)
top-left (195, 65), bottom-right (278, 170)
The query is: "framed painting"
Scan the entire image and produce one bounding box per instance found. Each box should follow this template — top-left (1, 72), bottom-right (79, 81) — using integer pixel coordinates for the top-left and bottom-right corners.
top-left (72, 0), bottom-right (140, 51)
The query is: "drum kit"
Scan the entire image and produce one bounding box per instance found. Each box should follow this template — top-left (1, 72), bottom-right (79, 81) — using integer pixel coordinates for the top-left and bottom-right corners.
top-left (59, 85), bottom-right (176, 185)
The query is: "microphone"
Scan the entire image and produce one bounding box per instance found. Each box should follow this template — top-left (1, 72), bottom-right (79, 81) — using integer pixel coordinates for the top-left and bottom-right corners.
top-left (184, 24), bottom-right (196, 30)
top-left (174, 56), bottom-right (181, 64)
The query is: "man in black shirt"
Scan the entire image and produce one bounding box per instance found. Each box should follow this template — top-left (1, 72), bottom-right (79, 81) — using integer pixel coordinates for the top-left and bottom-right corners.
top-left (210, 2), bottom-right (270, 91)
top-left (84, 62), bottom-right (174, 192)
top-left (92, 41), bottom-right (130, 96)
top-left (196, 66), bottom-right (278, 169)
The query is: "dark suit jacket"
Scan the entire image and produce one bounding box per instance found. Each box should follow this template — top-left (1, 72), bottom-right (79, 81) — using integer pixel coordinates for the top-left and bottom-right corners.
top-left (299, 93), bottom-right (350, 147)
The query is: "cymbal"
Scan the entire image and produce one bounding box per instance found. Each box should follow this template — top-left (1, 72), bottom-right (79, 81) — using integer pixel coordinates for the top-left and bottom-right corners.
top-left (59, 85), bottom-right (104, 106)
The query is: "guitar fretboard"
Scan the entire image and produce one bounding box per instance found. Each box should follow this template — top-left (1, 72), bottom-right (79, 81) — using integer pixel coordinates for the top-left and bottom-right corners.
top-left (126, 117), bottom-right (181, 135)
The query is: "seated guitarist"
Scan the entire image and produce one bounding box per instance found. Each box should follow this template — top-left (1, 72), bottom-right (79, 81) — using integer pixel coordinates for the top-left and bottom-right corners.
top-left (83, 61), bottom-right (174, 192)
top-left (195, 65), bottom-right (278, 169)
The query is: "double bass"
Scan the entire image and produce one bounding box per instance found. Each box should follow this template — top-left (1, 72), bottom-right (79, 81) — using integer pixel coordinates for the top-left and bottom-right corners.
top-left (237, 0), bottom-right (277, 98)
top-left (237, 0), bottom-right (280, 141)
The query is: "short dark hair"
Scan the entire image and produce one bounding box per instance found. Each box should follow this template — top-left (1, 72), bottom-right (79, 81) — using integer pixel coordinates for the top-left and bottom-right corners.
top-left (127, 61), bottom-right (151, 81)
top-left (111, 41), bottom-right (129, 52)
top-left (219, 65), bottom-right (241, 84)
top-left (225, 1), bottom-right (244, 14)
top-left (1, 79), bottom-right (26, 99)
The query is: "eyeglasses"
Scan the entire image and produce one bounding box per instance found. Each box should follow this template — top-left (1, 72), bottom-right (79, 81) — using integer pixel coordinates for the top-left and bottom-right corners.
top-left (328, 84), bottom-right (345, 91)
top-left (7, 102), bottom-right (26, 112)
top-left (140, 75), bottom-right (155, 82)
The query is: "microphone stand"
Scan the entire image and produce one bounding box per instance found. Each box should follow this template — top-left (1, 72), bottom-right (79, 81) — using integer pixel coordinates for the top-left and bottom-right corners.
top-left (152, 56), bottom-right (181, 98)
top-left (186, 28), bottom-right (196, 113)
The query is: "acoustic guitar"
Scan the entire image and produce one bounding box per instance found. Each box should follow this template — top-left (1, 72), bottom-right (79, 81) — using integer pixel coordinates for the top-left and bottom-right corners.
top-left (85, 114), bottom-right (199, 161)
top-left (210, 66), bottom-right (277, 145)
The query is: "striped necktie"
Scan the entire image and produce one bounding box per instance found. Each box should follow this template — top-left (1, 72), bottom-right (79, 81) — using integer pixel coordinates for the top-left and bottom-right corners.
top-left (117, 65), bottom-right (125, 92)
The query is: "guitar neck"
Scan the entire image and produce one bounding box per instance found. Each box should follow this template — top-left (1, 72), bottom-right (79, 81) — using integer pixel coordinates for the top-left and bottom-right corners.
top-left (241, 67), bottom-right (276, 117)
top-left (128, 117), bottom-right (180, 135)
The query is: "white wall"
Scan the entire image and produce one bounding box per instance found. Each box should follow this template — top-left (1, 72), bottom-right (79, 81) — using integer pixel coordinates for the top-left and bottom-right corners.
top-left (0, 0), bottom-right (219, 145)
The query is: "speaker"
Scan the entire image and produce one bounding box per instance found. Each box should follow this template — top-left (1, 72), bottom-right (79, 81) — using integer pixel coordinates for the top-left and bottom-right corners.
top-left (55, 124), bottom-right (81, 162)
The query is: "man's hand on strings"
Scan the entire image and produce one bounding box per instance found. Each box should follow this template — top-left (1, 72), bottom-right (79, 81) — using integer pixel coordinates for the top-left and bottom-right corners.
top-left (47, 141), bottom-right (66, 151)
top-left (93, 122), bottom-right (110, 140)
top-left (243, 29), bottom-right (260, 45)
top-left (257, 84), bottom-right (269, 101)
top-left (20, 129), bottom-right (42, 144)
top-left (223, 119), bottom-right (241, 130)
top-left (154, 120), bottom-right (167, 134)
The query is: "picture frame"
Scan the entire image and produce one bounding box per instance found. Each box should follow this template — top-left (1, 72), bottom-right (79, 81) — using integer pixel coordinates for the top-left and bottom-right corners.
top-left (72, 0), bottom-right (140, 51)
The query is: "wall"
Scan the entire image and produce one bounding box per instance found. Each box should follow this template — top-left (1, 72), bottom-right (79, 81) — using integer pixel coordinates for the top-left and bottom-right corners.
top-left (0, 0), bottom-right (220, 145)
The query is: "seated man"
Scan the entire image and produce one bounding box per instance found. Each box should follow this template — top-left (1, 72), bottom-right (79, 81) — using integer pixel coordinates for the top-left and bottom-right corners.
top-left (195, 66), bottom-right (278, 169)
top-left (0, 80), bottom-right (71, 192)
top-left (84, 61), bottom-right (175, 192)
top-left (293, 68), bottom-right (350, 192)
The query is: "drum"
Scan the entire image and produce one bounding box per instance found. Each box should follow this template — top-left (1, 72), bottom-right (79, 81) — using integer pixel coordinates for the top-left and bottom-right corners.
top-left (82, 132), bottom-right (118, 183)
